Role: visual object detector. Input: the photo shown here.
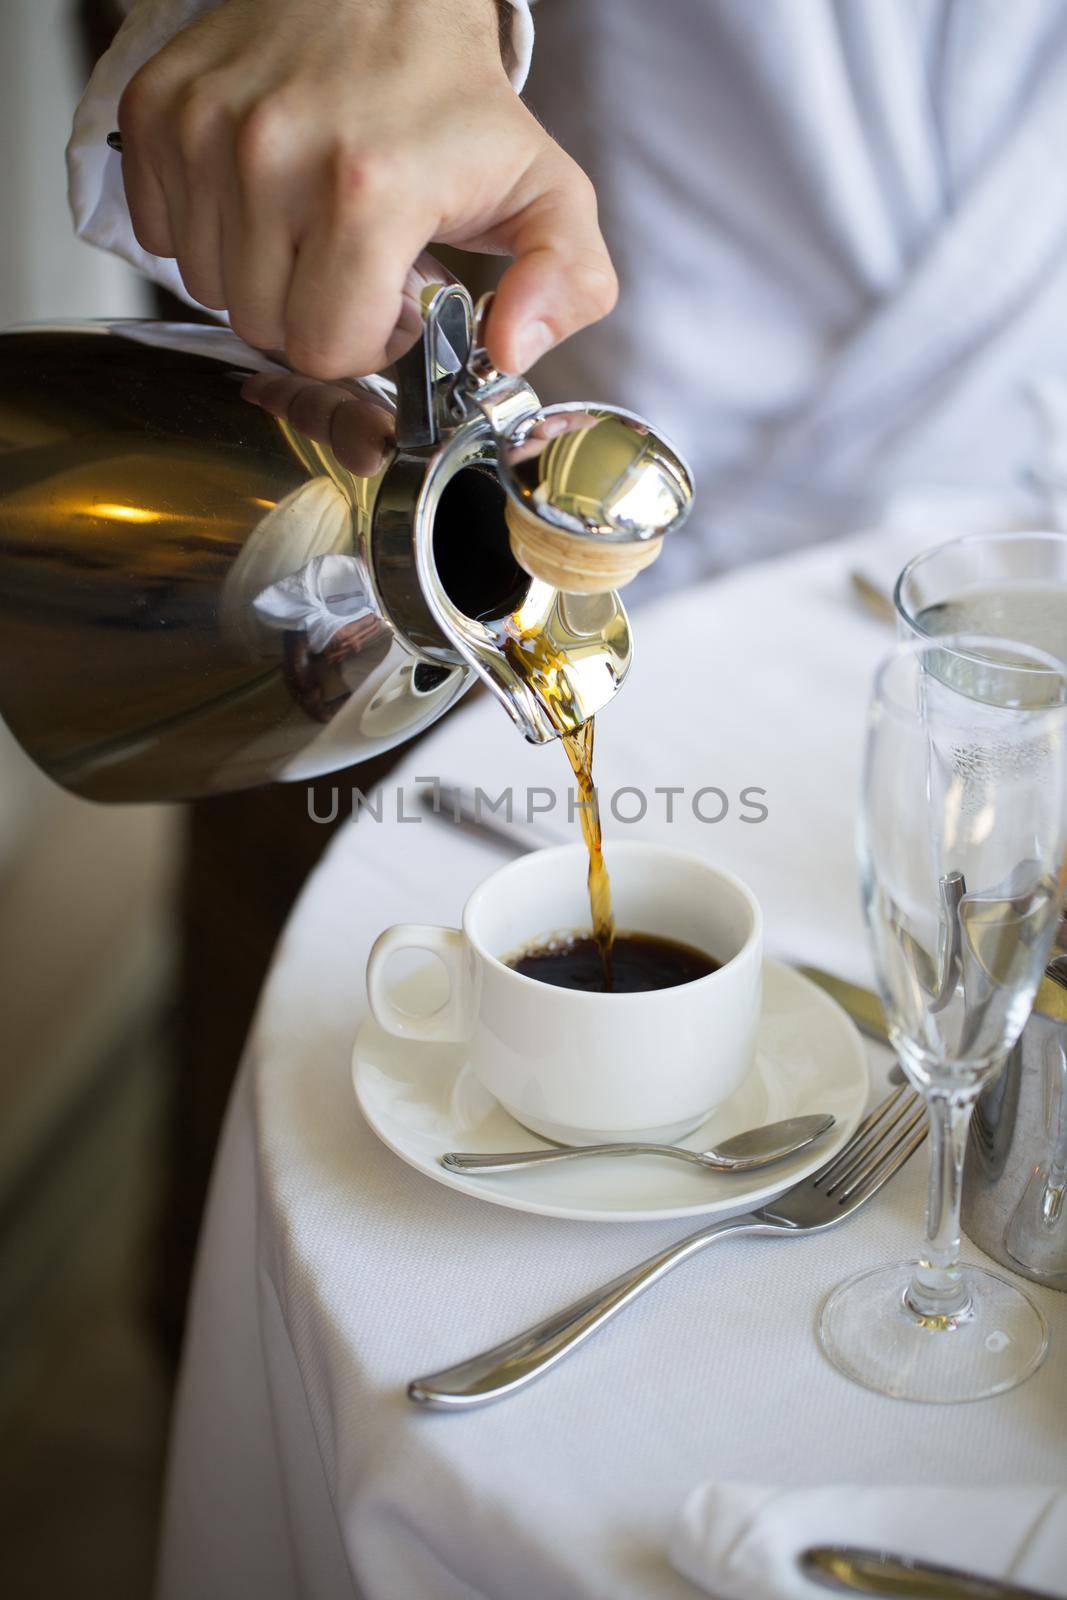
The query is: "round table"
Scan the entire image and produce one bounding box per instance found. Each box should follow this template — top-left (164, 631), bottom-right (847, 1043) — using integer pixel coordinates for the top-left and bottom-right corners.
top-left (156, 524), bottom-right (1067, 1600)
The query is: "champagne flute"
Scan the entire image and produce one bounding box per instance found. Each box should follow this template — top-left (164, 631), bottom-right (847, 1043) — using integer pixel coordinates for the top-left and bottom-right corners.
top-left (819, 633), bottom-right (1067, 1402)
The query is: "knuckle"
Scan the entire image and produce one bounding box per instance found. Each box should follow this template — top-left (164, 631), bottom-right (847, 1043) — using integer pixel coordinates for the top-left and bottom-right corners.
top-left (564, 164), bottom-right (600, 211)
top-left (549, 153), bottom-right (599, 213)
top-left (235, 97), bottom-right (293, 175)
top-left (328, 144), bottom-right (394, 214)
top-left (285, 325), bottom-right (383, 380)
top-left (118, 67), bottom-right (161, 139)
top-left (181, 273), bottom-right (226, 311)
top-left (231, 310), bottom-right (285, 352)
top-left (596, 277), bottom-right (620, 319)
top-left (574, 254), bottom-right (619, 318)
top-left (174, 79), bottom-right (228, 162)
top-left (284, 336), bottom-right (350, 382)
top-left (130, 215), bottom-right (171, 258)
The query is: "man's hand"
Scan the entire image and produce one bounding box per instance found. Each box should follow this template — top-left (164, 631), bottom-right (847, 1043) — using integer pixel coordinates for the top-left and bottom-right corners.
top-left (117, 0), bottom-right (617, 378)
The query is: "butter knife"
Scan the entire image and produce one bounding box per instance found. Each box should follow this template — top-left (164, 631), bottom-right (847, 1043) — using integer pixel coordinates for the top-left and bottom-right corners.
top-left (800, 1545), bottom-right (1060, 1600)
top-left (800, 961), bottom-right (1067, 1035)
top-left (798, 966), bottom-right (888, 1044)
top-left (416, 783), bottom-right (565, 856)
top-left (797, 970), bottom-right (908, 1086)
top-left (849, 569), bottom-right (897, 625)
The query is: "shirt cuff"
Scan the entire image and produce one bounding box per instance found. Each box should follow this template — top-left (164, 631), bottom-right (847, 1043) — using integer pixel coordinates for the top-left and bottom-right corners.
top-left (505, 0), bottom-right (535, 89)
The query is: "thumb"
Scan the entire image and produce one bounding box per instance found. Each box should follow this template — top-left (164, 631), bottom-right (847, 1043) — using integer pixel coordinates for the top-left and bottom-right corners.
top-left (483, 163), bottom-right (618, 374)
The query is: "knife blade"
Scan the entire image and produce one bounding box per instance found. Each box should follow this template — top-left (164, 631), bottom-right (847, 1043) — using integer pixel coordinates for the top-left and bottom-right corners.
top-left (416, 783), bottom-right (565, 856)
top-left (800, 959), bottom-right (1067, 1034)
top-left (800, 1545), bottom-right (1060, 1600)
top-left (798, 966), bottom-right (889, 1044)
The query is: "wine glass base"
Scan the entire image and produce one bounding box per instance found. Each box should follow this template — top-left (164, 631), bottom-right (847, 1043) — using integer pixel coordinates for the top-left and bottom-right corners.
top-left (818, 1260), bottom-right (1048, 1403)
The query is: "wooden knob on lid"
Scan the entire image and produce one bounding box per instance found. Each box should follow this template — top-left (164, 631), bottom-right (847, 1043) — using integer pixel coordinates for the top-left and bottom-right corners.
top-left (497, 405), bottom-right (693, 596)
top-left (505, 498), bottom-right (663, 593)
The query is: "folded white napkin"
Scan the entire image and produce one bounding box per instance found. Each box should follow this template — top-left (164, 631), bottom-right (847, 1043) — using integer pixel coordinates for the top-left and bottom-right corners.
top-left (669, 1482), bottom-right (1067, 1600)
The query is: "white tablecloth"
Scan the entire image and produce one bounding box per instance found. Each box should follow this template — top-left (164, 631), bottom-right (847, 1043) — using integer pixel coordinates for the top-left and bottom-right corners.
top-left (157, 524), bottom-right (1067, 1600)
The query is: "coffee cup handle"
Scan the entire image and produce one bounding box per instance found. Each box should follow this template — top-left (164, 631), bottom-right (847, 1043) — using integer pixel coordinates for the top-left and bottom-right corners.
top-left (366, 924), bottom-right (473, 1043)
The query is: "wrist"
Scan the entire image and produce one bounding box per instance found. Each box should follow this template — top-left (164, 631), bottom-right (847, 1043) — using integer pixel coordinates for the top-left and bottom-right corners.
top-left (431, 0), bottom-right (513, 75)
top-left (494, 0), bottom-right (515, 73)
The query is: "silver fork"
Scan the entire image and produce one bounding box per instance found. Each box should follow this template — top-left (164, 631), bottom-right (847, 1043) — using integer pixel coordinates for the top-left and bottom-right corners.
top-left (408, 1086), bottom-right (927, 1410)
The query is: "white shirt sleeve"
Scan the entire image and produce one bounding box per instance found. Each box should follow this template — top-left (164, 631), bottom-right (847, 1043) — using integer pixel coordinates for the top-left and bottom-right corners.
top-left (66, 0), bottom-right (535, 308)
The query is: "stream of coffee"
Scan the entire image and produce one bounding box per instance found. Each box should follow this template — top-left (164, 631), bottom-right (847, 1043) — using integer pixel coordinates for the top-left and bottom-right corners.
top-left (495, 596), bottom-right (622, 990)
top-left (560, 721), bottom-right (616, 989)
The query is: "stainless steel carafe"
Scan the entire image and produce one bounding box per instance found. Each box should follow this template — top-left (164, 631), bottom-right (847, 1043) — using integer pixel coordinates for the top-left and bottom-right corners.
top-left (0, 279), bottom-right (692, 801)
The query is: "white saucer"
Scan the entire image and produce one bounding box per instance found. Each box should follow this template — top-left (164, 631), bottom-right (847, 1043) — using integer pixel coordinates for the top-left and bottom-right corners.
top-left (352, 960), bottom-right (869, 1224)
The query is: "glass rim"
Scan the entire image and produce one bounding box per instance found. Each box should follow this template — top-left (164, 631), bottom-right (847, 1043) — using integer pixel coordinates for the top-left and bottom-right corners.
top-left (872, 631), bottom-right (1067, 721)
top-left (893, 530), bottom-right (1067, 676)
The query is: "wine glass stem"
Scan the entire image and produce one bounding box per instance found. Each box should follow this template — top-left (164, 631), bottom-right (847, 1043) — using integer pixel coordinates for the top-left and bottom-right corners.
top-left (906, 1089), bottom-right (975, 1322)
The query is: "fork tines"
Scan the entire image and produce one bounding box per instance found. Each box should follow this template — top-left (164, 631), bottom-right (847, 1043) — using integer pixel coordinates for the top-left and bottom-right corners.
top-left (814, 1083), bottom-right (927, 1205)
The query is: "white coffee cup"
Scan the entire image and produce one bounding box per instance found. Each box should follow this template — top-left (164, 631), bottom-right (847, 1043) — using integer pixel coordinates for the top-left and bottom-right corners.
top-left (366, 841), bottom-right (763, 1145)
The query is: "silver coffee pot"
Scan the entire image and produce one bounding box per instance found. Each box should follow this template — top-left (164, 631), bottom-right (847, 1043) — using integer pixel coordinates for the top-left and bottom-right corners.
top-left (0, 276), bottom-right (691, 802)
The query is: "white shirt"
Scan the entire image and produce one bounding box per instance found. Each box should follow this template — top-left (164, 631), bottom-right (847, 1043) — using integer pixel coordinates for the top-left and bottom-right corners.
top-left (68, 0), bottom-right (1067, 585)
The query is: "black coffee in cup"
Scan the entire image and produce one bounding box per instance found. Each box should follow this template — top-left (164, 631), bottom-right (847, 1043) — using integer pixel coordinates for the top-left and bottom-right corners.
top-left (507, 931), bottom-right (718, 994)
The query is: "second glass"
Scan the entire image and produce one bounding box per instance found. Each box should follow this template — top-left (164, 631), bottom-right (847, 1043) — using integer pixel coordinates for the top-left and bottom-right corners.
top-left (819, 633), bottom-right (1067, 1402)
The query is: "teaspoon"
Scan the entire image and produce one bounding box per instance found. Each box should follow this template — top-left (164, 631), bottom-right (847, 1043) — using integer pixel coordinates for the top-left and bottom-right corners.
top-left (441, 1113), bottom-right (835, 1176)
